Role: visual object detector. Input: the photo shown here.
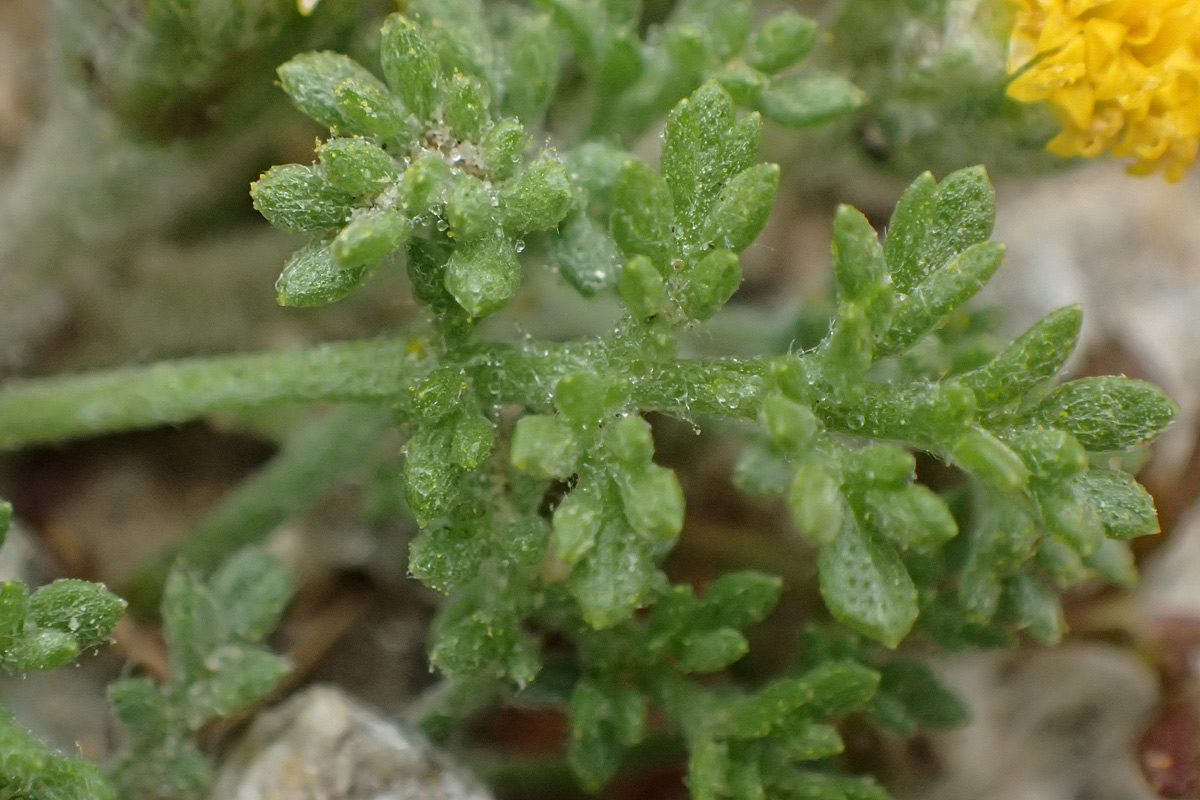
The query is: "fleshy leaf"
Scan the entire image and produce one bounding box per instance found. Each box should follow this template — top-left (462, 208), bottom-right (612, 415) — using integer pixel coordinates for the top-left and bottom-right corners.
top-left (817, 517), bottom-right (918, 647)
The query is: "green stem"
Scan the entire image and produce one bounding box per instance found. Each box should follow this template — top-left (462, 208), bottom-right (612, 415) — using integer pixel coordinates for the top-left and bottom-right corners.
top-left (0, 339), bottom-right (772, 450)
top-left (120, 405), bottom-right (394, 613)
top-left (0, 339), bottom-right (421, 448)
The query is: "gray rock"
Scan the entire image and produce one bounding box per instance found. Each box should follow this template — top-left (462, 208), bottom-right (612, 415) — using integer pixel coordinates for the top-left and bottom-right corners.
top-left (210, 685), bottom-right (494, 800)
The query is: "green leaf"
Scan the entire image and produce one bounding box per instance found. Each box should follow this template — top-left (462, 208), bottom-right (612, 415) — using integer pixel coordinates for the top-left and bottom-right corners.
top-left (818, 517), bottom-right (918, 648)
top-left (332, 209), bottom-right (412, 270)
top-left (551, 212), bottom-right (620, 297)
top-left (774, 721), bottom-right (844, 761)
top-left (162, 566), bottom-right (224, 681)
top-left (729, 660), bottom-right (880, 738)
top-left (619, 255), bottom-right (667, 319)
top-left (553, 476), bottom-right (605, 565)
top-left (772, 772), bottom-right (890, 800)
top-left (431, 593), bottom-right (539, 684)
top-left (379, 14), bottom-right (442, 120)
top-left (3, 628), bottom-right (79, 672)
top-left (610, 159), bottom-right (674, 265)
top-left (958, 305), bottom-right (1082, 410)
top-left (700, 571), bottom-right (783, 629)
top-left (1036, 534), bottom-right (1088, 585)
top-left (713, 62), bottom-right (769, 106)
top-left (842, 444), bottom-right (916, 489)
top-left (682, 248), bottom-right (742, 320)
top-left (762, 395), bottom-right (822, 456)
top-left (569, 512), bottom-right (656, 628)
top-left (0, 581), bottom-right (29, 654)
top-left (858, 484), bottom-right (958, 551)
top-left (618, 464), bottom-right (685, 541)
top-left (1035, 482), bottom-right (1104, 557)
top-left (208, 549), bottom-right (292, 641)
top-left (568, 679), bottom-right (625, 790)
top-left (276, 240), bottom-right (369, 307)
top-left (186, 646), bottom-right (290, 722)
top-left (748, 12), bottom-right (816, 71)
top-left (28, 578), bottom-right (126, 648)
top-left (959, 502), bottom-right (1037, 623)
top-left (662, 82), bottom-right (758, 239)
top-left (333, 77), bottom-right (415, 149)
top-left (108, 677), bottom-right (170, 745)
top-left (444, 235), bottom-right (522, 317)
top-left (502, 155), bottom-right (574, 233)
top-left (702, 163), bottom-right (780, 252)
top-left (788, 460), bottom-right (844, 547)
top-left (504, 14), bottom-right (560, 121)
top-left (756, 72), bottom-right (864, 128)
top-left (884, 172), bottom-right (937, 295)
top-left (510, 415), bottom-right (580, 478)
top-left (950, 427), bottom-right (1030, 492)
top-left (927, 167), bottom-right (996, 278)
top-left (483, 119), bottom-right (527, 180)
top-left (606, 414), bottom-right (655, 466)
top-left (884, 168), bottom-right (996, 294)
top-left (444, 73), bottom-right (492, 142)
top-left (277, 51), bottom-right (392, 132)
top-left (401, 152), bottom-right (455, 217)
top-left (877, 242), bottom-right (1005, 356)
top-left (566, 142), bottom-right (633, 210)
top-left (0, 710), bottom-right (117, 800)
top-left (407, 0), bottom-right (497, 87)
top-left (678, 627), bottom-right (749, 673)
top-left (251, 164), bottom-right (355, 234)
top-left (876, 660), bottom-right (969, 730)
top-left (831, 205), bottom-right (889, 307)
top-left (1005, 572), bottom-right (1064, 645)
top-left (555, 373), bottom-right (616, 427)
top-left (745, 12), bottom-right (818, 73)
top-left (452, 413), bottom-right (496, 470)
top-left (403, 423), bottom-right (461, 524)
top-left (317, 137), bottom-right (399, 199)
top-left (409, 520), bottom-right (489, 593)
top-left (1068, 467), bottom-right (1159, 539)
top-left (1031, 376), bottom-right (1177, 451)
top-left (445, 175), bottom-right (498, 243)
top-left (1084, 538), bottom-right (1138, 587)
top-left (689, 736), bottom-right (732, 800)
top-left (1008, 428), bottom-right (1089, 479)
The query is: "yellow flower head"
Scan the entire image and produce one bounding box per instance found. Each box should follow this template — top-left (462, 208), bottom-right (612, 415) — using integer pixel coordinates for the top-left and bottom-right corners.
top-left (1006, 0), bottom-right (1200, 180)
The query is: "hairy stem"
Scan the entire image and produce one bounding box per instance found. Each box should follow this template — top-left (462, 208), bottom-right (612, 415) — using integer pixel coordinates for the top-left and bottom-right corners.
top-left (0, 338), bottom-right (772, 449)
top-left (0, 339), bottom-right (421, 448)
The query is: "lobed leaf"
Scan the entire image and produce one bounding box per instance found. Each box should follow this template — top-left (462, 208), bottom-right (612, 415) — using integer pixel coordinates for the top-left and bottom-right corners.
top-left (958, 305), bottom-right (1082, 410)
top-left (877, 241), bottom-right (1005, 356)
